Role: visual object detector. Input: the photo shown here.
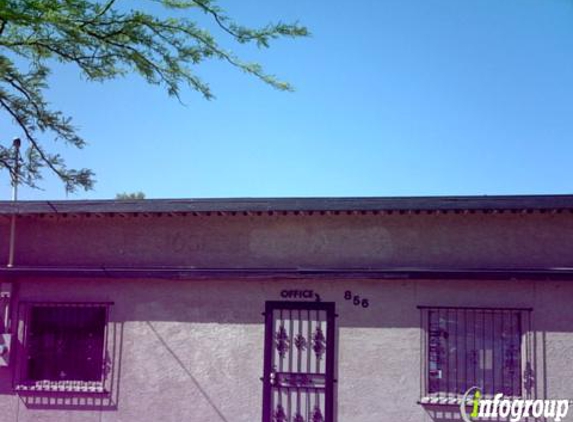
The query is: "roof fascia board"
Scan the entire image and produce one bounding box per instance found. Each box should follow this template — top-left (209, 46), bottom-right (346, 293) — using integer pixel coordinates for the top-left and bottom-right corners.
top-left (1, 195), bottom-right (573, 216)
top-left (1, 267), bottom-right (573, 280)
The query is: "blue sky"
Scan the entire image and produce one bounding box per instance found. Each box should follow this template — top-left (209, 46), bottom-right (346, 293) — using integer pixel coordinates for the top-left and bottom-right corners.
top-left (2, 0), bottom-right (573, 200)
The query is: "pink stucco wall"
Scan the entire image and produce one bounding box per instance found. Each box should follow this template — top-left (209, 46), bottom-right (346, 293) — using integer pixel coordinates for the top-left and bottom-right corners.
top-left (1, 211), bottom-right (572, 268)
top-left (0, 210), bottom-right (571, 421)
top-left (0, 278), bottom-right (570, 421)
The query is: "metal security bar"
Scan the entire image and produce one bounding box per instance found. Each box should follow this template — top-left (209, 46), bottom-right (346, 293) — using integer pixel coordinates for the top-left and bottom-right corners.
top-left (419, 306), bottom-right (533, 402)
top-left (262, 301), bottom-right (335, 422)
top-left (15, 302), bottom-right (113, 394)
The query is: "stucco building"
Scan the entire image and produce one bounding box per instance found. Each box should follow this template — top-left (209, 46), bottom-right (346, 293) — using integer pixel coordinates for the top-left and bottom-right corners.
top-left (0, 195), bottom-right (572, 421)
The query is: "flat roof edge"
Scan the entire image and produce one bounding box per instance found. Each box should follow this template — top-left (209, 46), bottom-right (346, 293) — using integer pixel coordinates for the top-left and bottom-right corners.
top-left (1, 194), bottom-right (573, 215)
top-left (1, 267), bottom-right (573, 280)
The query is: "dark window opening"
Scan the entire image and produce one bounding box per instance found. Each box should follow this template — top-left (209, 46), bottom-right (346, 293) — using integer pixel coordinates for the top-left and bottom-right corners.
top-left (420, 307), bottom-right (532, 400)
top-left (17, 303), bottom-right (111, 394)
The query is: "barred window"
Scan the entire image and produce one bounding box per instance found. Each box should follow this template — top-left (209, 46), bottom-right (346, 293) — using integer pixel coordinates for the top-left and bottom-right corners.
top-left (16, 302), bottom-right (112, 394)
top-left (419, 306), bottom-right (532, 401)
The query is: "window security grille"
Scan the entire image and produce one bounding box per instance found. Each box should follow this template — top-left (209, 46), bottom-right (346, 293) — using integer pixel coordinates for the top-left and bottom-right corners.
top-left (419, 306), bottom-right (533, 402)
top-left (16, 302), bottom-right (112, 394)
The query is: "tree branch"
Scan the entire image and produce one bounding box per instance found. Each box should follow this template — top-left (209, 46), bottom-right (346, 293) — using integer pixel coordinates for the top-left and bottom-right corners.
top-left (0, 96), bottom-right (66, 181)
top-left (0, 0), bottom-right (307, 192)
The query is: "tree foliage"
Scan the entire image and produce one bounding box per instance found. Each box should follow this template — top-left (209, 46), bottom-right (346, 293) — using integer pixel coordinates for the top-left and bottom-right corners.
top-left (0, 0), bottom-right (308, 192)
top-left (116, 191), bottom-right (145, 200)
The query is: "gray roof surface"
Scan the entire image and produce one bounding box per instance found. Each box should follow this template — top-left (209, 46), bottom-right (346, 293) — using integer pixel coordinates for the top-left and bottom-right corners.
top-left (1, 194), bottom-right (573, 215)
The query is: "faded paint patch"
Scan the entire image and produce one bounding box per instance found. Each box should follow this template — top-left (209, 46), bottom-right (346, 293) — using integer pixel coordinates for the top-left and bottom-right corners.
top-left (249, 226), bottom-right (393, 263)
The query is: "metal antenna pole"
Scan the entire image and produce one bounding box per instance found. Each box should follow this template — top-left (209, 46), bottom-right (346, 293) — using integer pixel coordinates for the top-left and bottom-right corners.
top-left (7, 138), bottom-right (21, 268)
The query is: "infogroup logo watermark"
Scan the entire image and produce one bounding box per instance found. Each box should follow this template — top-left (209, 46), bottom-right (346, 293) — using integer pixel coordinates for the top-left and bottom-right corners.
top-left (460, 387), bottom-right (570, 422)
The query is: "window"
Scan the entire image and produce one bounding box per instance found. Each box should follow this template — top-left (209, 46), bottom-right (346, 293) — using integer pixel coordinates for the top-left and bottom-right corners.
top-left (419, 306), bottom-right (533, 402)
top-left (16, 302), bottom-right (112, 394)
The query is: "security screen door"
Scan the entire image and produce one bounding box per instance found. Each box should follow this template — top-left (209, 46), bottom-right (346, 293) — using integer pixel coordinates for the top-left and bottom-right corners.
top-left (262, 301), bottom-right (335, 422)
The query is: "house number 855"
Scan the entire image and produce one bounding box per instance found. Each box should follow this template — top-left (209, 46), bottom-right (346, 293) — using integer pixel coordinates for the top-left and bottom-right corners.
top-left (344, 291), bottom-right (369, 308)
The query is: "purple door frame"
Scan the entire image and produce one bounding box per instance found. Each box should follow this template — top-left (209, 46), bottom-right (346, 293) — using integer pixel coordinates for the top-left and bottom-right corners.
top-left (262, 301), bottom-right (335, 422)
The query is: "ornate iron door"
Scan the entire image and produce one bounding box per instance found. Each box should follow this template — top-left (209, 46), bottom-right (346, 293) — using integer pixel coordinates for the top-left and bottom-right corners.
top-left (262, 301), bottom-right (335, 422)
